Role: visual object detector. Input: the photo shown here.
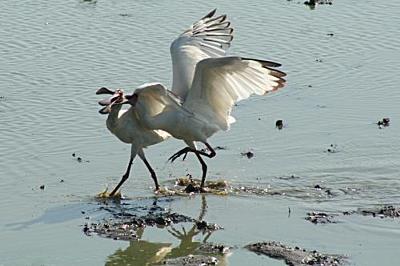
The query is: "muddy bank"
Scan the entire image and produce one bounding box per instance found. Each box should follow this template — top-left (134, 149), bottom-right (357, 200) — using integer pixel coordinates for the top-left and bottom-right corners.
top-left (83, 212), bottom-right (195, 240)
top-left (158, 177), bottom-right (338, 200)
top-left (160, 254), bottom-right (219, 266)
top-left (347, 205), bottom-right (400, 219)
top-left (305, 211), bottom-right (337, 224)
top-left (245, 241), bottom-right (346, 266)
top-left (305, 205), bottom-right (400, 225)
top-left (159, 243), bottom-right (230, 266)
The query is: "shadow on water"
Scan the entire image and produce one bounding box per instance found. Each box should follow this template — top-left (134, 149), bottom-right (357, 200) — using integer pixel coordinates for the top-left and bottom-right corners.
top-left (5, 201), bottom-right (98, 230)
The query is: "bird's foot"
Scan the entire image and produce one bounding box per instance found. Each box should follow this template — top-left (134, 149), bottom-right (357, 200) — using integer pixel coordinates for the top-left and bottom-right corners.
top-left (168, 147), bottom-right (191, 163)
top-left (96, 187), bottom-right (122, 199)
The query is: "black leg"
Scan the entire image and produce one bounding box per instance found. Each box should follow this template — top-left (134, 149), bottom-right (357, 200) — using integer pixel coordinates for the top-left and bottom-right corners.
top-left (142, 156), bottom-right (160, 190)
top-left (110, 156), bottom-right (134, 196)
top-left (194, 151), bottom-right (208, 189)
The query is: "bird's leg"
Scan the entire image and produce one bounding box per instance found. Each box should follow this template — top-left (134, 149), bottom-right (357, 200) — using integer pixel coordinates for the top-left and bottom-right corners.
top-left (141, 156), bottom-right (160, 191)
top-left (109, 156), bottom-right (134, 196)
top-left (202, 142), bottom-right (216, 158)
top-left (194, 151), bottom-right (208, 190)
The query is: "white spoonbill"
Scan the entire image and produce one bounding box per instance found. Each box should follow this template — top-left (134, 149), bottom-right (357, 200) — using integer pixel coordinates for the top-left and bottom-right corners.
top-left (96, 88), bottom-right (170, 196)
top-left (121, 10), bottom-right (287, 190)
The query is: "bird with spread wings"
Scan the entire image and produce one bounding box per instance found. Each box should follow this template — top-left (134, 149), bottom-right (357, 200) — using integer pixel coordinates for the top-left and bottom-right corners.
top-left (99, 9), bottom-right (286, 193)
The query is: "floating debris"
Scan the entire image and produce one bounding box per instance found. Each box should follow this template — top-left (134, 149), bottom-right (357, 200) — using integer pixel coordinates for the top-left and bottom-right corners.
top-left (304, 0), bottom-right (333, 9)
top-left (306, 212), bottom-right (337, 224)
top-left (325, 144), bottom-right (338, 153)
top-left (275, 119), bottom-right (283, 130)
top-left (245, 241), bottom-right (346, 266)
top-left (72, 152), bottom-right (89, 163)
top-left (241, 151), bottom-right (254, 159)
top-left (377, 117), bottom-right (390, 128)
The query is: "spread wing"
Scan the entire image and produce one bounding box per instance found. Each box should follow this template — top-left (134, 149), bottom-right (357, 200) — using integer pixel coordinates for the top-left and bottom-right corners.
top-left (170, 9), bottom-right (234, 100)
top-left (183, 57), bottom-right (286, 131)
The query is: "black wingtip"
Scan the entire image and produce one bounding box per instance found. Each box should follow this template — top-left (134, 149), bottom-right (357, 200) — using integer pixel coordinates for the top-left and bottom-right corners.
top-left (203, 8), bottom-right (217, 19)
top-left (242, 57), bottom-right (282, 68)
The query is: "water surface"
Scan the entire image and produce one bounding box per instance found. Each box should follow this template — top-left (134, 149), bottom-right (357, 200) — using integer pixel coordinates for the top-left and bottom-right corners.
top-left (1, 0), bottom-right (400, 265)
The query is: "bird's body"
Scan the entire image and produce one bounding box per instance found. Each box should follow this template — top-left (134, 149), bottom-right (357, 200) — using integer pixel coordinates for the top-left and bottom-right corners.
top-left (96, 88), bottom-right (170, 196)
top-left (106, 103), bottom-right (168, 147)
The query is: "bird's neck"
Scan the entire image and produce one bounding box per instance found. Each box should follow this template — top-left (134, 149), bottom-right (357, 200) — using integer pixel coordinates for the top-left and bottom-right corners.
top-left (106, 105), bottom-right (123, 129)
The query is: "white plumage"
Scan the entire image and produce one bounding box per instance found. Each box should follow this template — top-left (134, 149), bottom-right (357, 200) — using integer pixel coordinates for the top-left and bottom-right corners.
top-left (100, 9), bottom-right (286, 191)
top-left (96, 88), bottom-right (170, 196)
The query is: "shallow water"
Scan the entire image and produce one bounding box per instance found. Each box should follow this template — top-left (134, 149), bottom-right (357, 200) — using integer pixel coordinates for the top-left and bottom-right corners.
top-left (1, 0), bottom-right (400, 265)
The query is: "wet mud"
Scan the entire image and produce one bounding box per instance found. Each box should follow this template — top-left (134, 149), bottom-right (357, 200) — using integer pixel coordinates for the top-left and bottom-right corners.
top-left (245, 241), bottom-right (345, 266)
top-left (305, 212), bottom-right (337, 224)
top-left (160, 254), bottom-right (219, 266)
top-left (348, 205), bottom-right (400, 219)
top-left (305, 205), bottom-right (400, 226)
top-left (160, 244), bottom-right (230, 266)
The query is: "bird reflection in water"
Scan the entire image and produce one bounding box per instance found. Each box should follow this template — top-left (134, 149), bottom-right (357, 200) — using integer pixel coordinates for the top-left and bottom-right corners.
top-left (105, 196), bottom-right (227, 265)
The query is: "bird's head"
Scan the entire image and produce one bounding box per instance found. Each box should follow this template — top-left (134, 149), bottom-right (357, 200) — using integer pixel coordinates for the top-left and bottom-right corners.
top-left (96, 87), bottom-right (129, 114)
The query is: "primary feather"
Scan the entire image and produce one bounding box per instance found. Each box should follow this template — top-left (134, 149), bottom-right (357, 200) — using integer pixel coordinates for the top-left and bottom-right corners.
top-left (171, 8), bottom-right (234, 99)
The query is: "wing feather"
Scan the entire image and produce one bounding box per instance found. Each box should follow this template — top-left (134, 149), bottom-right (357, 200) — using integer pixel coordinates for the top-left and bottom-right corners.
top-left (171, 9), bottom-right (234, 100)
top-left (184, 57), bottom-right (286, 131)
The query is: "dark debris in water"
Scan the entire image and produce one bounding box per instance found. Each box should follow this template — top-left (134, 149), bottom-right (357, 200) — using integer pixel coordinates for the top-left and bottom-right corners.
top-left (245, 241), bottom-right (346, 266)
top-left (377, 117), bottom-right (390, 129)
top-left (72, 152), bottom-right (89, 163)
top-left (325, 144), bottom-right (338, 153)
top-left (306, 211), bottom-right (337, 224)
top-left (304, 0), bottom-right (333, 9)
top-left (275, 119), bottom-right (284, 130)
top-left (241, 151), bottom-right (254, 159)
